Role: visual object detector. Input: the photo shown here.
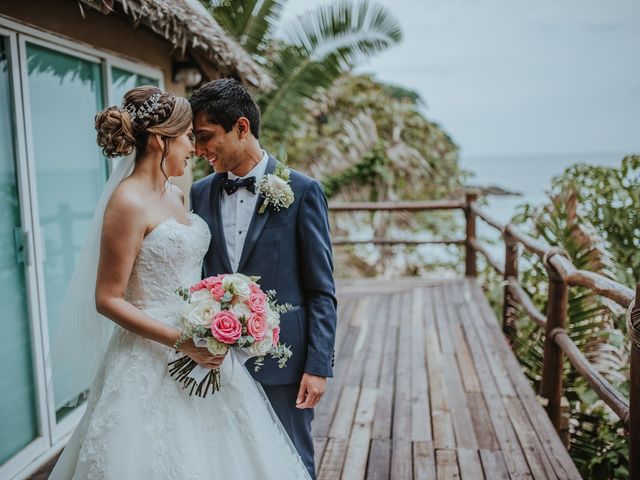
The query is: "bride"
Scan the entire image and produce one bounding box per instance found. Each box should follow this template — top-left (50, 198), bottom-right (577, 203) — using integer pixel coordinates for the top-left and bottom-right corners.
top-left (49, 86), bottom-right (312, 479)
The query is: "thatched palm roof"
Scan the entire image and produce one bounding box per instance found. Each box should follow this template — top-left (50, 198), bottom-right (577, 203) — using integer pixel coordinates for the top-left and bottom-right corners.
top-left (79, 0), bottom-right (272, 88)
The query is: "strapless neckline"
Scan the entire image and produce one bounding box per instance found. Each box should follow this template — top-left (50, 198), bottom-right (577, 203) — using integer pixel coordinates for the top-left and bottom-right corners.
top-left (144, 212), bottom-right (199, 242)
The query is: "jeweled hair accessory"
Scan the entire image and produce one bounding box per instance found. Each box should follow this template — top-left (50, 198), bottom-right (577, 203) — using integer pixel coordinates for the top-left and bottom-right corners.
top-left (121, 93), bottom-right (162, 121)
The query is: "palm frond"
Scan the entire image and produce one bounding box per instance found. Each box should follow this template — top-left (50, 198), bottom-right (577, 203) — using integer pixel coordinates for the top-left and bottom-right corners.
top-left (280, 0), bottom-right (402, 65)
top-left (209, 0), bottom-right (286, 55)
top-left (260, 0), bottom-right (401, 137)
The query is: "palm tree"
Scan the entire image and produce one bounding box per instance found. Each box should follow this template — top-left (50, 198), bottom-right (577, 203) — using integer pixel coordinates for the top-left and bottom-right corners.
top-left (204, 0), bottom-right (402, 150)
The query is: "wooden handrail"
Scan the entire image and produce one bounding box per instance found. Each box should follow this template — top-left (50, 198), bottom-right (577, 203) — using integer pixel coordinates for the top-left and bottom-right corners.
top-left (327, 195), bottom-right (638, 473)
top-left (470, 202), bottom-right (505, 232)
top-left (469, 198), bottom-right (637, 474)
top-left (553, 329), bottom-right (630, 421)
top-left (328, 199), bottom-right (465, 211)
top-left (331, 238), bottom-right (464, 246)
top-left (472, 203), bottom-right (634, 309)
top-left (547, 255), bottom-right (634, 308)
top-left (504, 223), bottom-right (551, 258)
top-left (469, 238), bottom-right (504, 276)
top-left (506, 278), bottom-right (547, 329)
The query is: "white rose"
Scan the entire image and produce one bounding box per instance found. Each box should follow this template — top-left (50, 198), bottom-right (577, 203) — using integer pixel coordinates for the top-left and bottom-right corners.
top-left (184, 294), bottom-right (220, 327)
top-left (231, 302), bottom-right (251, 321)
top-left (232, 273), bottom-right (255, 284)
top-left (266, 175), bottom-right (289, 194)
top-left (249, 336), bottom-right (273, 356)
top-left (222, 275), bottom-right (251, 301)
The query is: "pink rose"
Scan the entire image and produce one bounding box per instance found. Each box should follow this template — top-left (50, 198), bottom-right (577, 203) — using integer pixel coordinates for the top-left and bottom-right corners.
top-left (189, 279), bottom-right (206, 293)
top-left (246, 313), bottom-right (268, 341)
top-left (211, 311), bottom-right (242, 344)
top-left (272, 326), bottom-right (280, 347)
top-left (248, 292), bottom-right (267, 314)
top-left (249, 284), bottom-right (263, 295)
top-left (210, 283), bottom-right (226, 302)
top-left (190, 275), bottom-right (224, 293)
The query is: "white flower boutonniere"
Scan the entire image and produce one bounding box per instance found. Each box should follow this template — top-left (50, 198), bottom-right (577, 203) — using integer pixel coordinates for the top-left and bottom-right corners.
top-left (257, 163), bottom-right (294, 214)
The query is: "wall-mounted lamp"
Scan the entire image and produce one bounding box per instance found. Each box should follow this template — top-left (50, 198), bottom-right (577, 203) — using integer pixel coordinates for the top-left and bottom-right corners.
top-left (172, 62), bottom-right (202, 87)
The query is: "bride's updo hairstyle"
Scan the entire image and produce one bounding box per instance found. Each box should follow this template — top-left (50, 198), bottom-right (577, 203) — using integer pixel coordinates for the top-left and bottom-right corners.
top-left (95, 86), bottom-right (192, 176)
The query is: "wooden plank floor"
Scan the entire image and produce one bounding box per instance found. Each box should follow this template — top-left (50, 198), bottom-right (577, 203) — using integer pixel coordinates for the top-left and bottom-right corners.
top-left (313, 277), bottom-right (582, 479)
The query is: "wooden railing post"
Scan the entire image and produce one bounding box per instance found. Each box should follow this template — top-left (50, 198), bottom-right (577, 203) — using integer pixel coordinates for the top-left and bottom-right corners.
top-left (630, 282), bottom-right (640, 479)
top-left (464, 192), bottom-right (478, 277)
top-left (540, 250), bottom-right (568, 432)
top-left (502, 227), bottom-right (519, 333)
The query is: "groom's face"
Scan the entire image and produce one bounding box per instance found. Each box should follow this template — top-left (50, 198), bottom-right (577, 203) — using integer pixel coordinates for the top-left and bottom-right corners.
top-left (193, 112), bottom-right (242, 173)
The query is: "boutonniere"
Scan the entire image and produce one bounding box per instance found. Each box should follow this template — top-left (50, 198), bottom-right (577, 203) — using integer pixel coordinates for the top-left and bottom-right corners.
top-left (257, 162), bottom-right (294, 214)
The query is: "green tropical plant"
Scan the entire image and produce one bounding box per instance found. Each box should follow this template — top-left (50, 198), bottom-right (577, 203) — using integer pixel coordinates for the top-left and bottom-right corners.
top-left (203, 0), bottom-right (402, 151)
top-left (492, 186), bottom-right (630, 478)
top-left (211, 0), bottom-right (286, 57)
top-left (282, 74), bottom-right (464, 277)
top-left (547, 154), bottom-right (640, 287)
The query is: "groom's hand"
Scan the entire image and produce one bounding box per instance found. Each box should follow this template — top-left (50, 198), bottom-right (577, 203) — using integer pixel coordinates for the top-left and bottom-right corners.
top-left (296, 373), bottom-right (327, 409)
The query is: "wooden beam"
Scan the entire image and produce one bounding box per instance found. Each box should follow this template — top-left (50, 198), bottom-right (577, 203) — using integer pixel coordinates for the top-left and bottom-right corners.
top-left (506, 278), bottom-right (547, 329)
top-left (328, 199), bottom-right (465, 211)
top-left (553, 329), bottom-right (629, 421)
top-left (503, 230), bottom-right (519, 332)
top-left (548, 254), bottom-right (634, 308)
top-left (540, 273), bottom-right (568, 433)
top-left (504, 223), bottom-right (550, 258)
top-left (331, 238), bottom-right (465, 246)
top-left (469, 238), bottom-right (504, 275)
top-left (465, 193), bottom-right (478, 277)
top-left (470, 203), bottom-right (505, 233)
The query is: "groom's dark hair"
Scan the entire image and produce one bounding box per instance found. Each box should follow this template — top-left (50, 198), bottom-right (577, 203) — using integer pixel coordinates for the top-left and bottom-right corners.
top-left (189, 78), bottom-right (261, 139)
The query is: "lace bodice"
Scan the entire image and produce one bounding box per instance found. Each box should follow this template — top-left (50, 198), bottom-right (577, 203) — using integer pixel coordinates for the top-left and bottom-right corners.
top-left (125, 213), bottom-right (210, 318)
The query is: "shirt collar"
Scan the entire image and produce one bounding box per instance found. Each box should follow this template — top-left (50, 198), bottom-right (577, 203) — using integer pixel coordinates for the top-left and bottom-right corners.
top-left (228, 150), bottom-right (269, 182)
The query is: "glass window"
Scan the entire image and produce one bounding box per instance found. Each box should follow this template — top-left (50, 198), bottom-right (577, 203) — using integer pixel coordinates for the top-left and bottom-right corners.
top-left (108, 67), bottom-right (160, 171)
top-left (25, 42), bottom-right (105, 417)
top-left (0, 36), bottom-right (39, 464)
top-left (111, 66), bottom-right (159, 104)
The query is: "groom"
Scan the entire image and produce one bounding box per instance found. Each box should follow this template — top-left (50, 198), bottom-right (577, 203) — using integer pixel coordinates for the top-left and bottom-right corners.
top-left (189, 79), bottom-right (337, 478)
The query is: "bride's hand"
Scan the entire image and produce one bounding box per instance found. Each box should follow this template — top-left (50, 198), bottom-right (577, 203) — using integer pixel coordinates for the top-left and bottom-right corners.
top-left (178, 339), bottom-right (227, 369)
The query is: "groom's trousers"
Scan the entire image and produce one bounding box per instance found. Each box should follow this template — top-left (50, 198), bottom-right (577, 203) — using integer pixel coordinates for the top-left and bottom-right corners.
top-left (262, 383), bottom-right (316, 479)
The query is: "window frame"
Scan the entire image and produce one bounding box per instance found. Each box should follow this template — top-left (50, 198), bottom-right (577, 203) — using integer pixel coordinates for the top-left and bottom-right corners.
top-left (0, 15), bottom-right (164, 480)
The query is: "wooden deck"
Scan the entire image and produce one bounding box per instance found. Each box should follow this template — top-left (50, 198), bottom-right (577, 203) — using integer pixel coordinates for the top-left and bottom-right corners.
top-left (313, 277), bottom-right (582, 479)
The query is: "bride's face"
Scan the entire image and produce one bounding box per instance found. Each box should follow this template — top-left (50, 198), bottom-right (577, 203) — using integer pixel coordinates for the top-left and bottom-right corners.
top-left (163, 124), bottom-right (195, 177)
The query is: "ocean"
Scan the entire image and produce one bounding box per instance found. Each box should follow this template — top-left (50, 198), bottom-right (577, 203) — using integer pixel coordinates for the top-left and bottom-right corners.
top-left (459, 151), bottom-right (632, 257)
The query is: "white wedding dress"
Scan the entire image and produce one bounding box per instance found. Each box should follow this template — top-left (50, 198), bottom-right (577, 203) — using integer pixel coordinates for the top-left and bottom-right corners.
top-left (50, 212), bottom-right (311, 480)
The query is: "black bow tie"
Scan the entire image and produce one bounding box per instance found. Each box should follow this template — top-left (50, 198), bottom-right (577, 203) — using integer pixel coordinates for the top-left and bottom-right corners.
top-left (223, 176), bottom-right (257, 195)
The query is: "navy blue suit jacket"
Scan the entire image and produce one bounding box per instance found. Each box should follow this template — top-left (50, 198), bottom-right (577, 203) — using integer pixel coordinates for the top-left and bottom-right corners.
top-left (189, 154), bottom-right (337, 386)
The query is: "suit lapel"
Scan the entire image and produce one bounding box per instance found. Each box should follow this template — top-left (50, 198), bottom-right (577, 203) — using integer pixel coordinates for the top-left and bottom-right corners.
top-left (209, 173), bottom-right (233, 273)
top-left (237, 155), bottom-right (277, 272)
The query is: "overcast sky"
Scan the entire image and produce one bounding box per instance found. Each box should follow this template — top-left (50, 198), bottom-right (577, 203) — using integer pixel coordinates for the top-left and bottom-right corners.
top-left (279, 0), bottom-right (640, 158)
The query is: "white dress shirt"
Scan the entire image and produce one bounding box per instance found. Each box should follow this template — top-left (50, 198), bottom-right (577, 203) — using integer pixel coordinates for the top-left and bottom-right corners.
top-left (220, 150), bottom-right (269, 272)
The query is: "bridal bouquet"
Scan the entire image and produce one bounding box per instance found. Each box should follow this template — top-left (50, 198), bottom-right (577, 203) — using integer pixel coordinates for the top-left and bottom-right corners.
top-left (170, 273), bottom-right (292, 397)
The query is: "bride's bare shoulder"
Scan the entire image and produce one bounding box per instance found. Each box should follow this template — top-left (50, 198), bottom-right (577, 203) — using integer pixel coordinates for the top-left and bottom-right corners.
top-left (103, 178), bottom-right (149, 228)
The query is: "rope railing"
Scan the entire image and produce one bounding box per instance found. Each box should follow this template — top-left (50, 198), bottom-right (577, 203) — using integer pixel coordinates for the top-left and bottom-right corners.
top-left (329, 194), bottom-right (639, 477)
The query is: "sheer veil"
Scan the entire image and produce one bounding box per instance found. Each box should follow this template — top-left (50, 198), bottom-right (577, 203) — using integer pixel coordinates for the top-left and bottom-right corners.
top-left (50, 153), bottom-right (136, 408)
